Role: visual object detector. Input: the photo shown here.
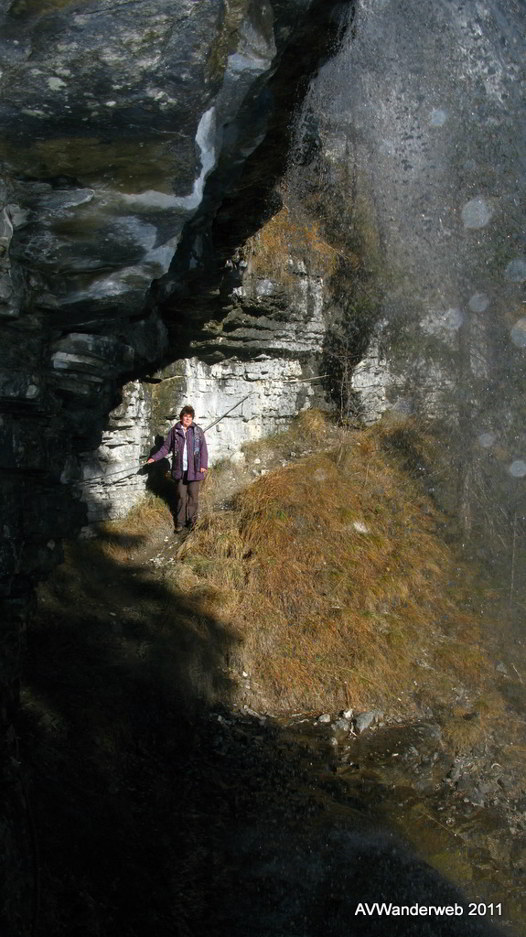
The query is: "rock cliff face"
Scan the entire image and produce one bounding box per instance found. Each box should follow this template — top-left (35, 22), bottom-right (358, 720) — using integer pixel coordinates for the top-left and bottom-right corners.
top-left (83, 0), bottom-right (526, 525)
top-left (81, 208), bottom-right (333, 520)
top-left (313, 0), bottom-right (525, 420)
top-left (1, 0), bottom-right (525, 929)
top-left (309, 0), bottom-right (526, 543)
top-left (0, 1), bottom-right (350, 928)
top-left (0, 0), bottom-right (350, 555)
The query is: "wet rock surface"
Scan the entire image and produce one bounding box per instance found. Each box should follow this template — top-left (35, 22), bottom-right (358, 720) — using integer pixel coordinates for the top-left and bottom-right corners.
top-left (191, 709), bottom-right (513, 936)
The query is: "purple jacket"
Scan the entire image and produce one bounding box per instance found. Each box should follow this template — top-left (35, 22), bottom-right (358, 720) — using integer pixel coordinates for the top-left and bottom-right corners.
top-left (151, 422), bottom-right (208, 481)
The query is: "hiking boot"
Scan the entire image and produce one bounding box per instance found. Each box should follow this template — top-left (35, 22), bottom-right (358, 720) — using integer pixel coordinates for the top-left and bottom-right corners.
top-left (174, 526), bottom-right (184, 534)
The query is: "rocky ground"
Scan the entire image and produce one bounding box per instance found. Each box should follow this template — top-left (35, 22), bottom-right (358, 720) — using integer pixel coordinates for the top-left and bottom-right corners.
top-left (27, 428), bottom-right (526, 936)
top-left (134, 448), bottom-right (526, 935)
top-left (177, 703), bottom-right (523, 937)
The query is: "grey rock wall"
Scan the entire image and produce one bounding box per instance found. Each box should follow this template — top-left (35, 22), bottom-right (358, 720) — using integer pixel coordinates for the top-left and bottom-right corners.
top-left (1, 0), bottom-right (524, 928)
top-left (0, 3), bottom-right (350, 930)
top-left (308, 0), bottom-right (525, 427)
top-left (1, 0), bottom-right (349, 578)
top-left (81, 254), bottom-right (328, 519)
top-left (79, 379), bottom-right (153, 524)
top-left (80, 0), bottom-right (526, 520)
top-left (2, 1), bottom-right (288, 323)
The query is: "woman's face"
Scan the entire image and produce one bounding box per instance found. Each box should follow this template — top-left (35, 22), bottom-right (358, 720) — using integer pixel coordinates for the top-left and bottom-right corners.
top-left (181, 413), bottom-right (193, 428)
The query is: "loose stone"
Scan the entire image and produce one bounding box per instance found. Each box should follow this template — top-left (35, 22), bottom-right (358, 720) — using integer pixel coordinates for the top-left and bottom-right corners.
top-left (354, 710), bottom-right (384, 734)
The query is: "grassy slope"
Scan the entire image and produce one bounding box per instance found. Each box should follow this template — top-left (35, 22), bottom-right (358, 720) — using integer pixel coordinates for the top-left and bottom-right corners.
top-left (25, 410), bottom-right (526, 934)
top-left (76, 410), bottom-right (508, 734)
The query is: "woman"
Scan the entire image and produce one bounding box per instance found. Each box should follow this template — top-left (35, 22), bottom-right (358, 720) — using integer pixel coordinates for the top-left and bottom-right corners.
top-left (146, 405), bottom-right (208, 532)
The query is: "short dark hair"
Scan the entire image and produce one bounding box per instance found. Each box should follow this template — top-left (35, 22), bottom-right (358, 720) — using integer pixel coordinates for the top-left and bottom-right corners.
top-left (179, 405), bottom-right (195, 420)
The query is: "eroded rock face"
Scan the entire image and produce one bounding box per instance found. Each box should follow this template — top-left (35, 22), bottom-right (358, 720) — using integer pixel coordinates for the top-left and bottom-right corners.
top-left (309, 0), bottom-right (526, 544)
top-left (1, 0), bottom-right (524, 927)
top-left (81, 0), bottom-right (526, 523)
top-left (310, 0), bottom-right (526, 417)
top-left (81, 240), bottom-right (330, 519)
top-left (0, 2), bottom-right (350, 928)
top-left (0, 0), bottom-right (348, 576)
top-left (1, 1), bottom-right (282, 319)
top-left (78, 379), bottom-right (153, 523)
top-left (0, 0), bottom-right (345, 554)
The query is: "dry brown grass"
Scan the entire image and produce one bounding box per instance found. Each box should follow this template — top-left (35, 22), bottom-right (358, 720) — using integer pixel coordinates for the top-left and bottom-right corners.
top-left (56, 412), bottom-right (503, 727)
top-left (177, 415), bottom-right (496, 717)
top-left (94, 492), bottom-right (172, 563)
top-left (245, 204), bottom-right (340, 284)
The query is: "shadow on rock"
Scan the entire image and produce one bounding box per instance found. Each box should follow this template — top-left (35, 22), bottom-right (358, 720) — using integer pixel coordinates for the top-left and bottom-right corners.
top-left (19, 533), bottom-right (510, 937)
top-left (143, 435), bottom-right (177, 526)
top-left (20, 531), bottom-right (238, 936)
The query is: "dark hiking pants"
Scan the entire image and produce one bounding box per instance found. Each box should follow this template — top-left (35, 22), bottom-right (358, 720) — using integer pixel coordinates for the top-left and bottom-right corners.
top-left (175, 472), bottom-right (201, 528)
